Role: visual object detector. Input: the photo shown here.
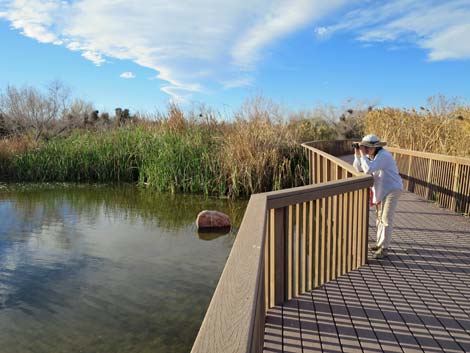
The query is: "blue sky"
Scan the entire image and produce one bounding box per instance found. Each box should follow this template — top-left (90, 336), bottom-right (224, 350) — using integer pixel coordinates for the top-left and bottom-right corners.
top-left (1, 0), bottom-right (469, 114)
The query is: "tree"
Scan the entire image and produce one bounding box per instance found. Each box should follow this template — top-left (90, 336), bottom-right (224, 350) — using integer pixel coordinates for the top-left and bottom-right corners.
top-left (0, 81), bottom-right (93, 140)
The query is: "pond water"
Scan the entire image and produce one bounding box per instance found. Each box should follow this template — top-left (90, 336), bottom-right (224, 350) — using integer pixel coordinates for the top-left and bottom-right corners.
top-left (0, 184), bottom-right (247, 353)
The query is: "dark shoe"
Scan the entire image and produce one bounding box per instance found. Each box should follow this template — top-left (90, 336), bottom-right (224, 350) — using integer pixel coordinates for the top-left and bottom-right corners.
top-left (373, 247), bottom-right (389, 259)
top-left (369, 244), bottom-right (381, 251)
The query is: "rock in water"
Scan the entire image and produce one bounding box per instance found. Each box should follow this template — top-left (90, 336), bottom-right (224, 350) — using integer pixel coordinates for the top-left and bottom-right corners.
top-left (196, 210), bottom-right (231, 230)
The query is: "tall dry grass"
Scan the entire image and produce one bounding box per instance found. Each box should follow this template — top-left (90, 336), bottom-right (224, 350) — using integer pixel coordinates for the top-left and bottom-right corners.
top-left (365, 101), bottom-right (470, 157)
top-left (219, 98), bottom-right (309, 196)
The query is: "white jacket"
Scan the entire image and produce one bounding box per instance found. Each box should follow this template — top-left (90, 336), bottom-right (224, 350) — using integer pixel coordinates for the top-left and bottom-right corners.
top-left (353, 148), bottom-right (403, 204)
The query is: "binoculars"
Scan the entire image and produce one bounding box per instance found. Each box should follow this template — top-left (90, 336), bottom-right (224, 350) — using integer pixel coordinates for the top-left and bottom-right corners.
top-left (352, 142), bottom-right (360, 149)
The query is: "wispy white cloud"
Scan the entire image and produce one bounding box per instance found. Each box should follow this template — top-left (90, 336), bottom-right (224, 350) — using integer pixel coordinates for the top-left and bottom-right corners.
top-left (315, 0), bottom-right (470, 61)
top-left (0, 0), bottom-right (63, 43)
top-left (0, 0), bottom-right (347, 101)
top-left (120, 72), bottom-right (136, 79)
top-left (422, 23), bottom-right (470, 61)
top-left (314, 26), bottom-right (329, 38)
top-left (232, 0), bottom-right (348, 68)
top-left (82, 51), bottom-right (105, 66)
top-left (222, 76), bottom-right (254, 89)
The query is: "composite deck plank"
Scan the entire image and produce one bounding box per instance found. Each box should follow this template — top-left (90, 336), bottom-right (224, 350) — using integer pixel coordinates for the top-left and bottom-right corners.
top-left (325, 279), bottom-right (363, 353)
top-left (264, 191), bottom-right (470, 353)
top-left (264, 306), bottom-right (283, 353)
top-left (283, 299), bottom-right (303, 353)
top-left (297, 293), bottom-right (322, 353)
top-left (309, 286), bottom-right (342, 353)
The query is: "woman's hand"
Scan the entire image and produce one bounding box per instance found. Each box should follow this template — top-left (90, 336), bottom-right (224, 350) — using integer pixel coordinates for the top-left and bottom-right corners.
top-left (359, 145), bottom-right (367, 157)
top-left (354, 147), bottom-right (361, 157)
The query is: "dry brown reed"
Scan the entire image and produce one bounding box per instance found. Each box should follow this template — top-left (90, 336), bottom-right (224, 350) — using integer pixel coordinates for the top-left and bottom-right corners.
top-left (0, 135), bottom-right (37, 160)
top-left (221, 102), bottom-right (305, 195)
top-left (365, 103), bottom-right (470, 157)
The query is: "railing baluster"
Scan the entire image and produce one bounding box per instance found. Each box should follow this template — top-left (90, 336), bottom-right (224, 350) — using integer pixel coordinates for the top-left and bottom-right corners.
top-left (265, 213), bottom-right (270, 311)
top-left (337, 193), bottom-right (343, 278)
top-left (301, 202), bottom-right (307, 293)
top-left (287, 205), bottom-right (293, 300)
top-left (406, 155), bottom-right (413, 190)
top-left (331, 192), bottom-right (338, 280)
top-left (346, 191), bottom-right (353, 272)
top-left (342, 192), bottom-right (348, 275)
top-left (273, 207), bottom-right (285, 305)
top-left (356, 190), bottom-right (366, 268)
top-left (326, 196), bottom-right (332, 283)
top-left (451, 163), bottom-right (460, 211)
top-left (352, 190), bottom-right (358, 269)
top-left (307, 200), bottom-right (313, 291)
top-left (316, 153), bottom-right (322, 184)
top-left (423, 158), bottom-right (430, 200)
top-left (320, 197), bottom-right (326, 286)
top-left (314, 198), bottom-right (321, 288)
top-left (269, 209), bottom-right (275, 307)
top-left (363, 188), bottom-right (369, 265)
top-left (294, 203), bottom-right (300, 297)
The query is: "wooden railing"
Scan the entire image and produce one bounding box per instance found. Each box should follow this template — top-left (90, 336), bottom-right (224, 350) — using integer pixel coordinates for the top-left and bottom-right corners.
top-left (191, 140), bottom-right (373, 353)
top-left (303, 140), bottom-right (356, 183)
top-left (389, 147), bottom-right (470, 216)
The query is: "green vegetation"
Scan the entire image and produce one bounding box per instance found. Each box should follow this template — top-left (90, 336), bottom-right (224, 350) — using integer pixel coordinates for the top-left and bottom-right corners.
top-left (2, 83), bottom-right (468, 197)
top-left (0, 95), bottom-right (350, 197)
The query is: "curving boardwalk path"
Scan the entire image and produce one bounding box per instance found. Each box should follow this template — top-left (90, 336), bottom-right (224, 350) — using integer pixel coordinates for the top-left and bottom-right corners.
top-left (263, 191), bottom-right (470, 353)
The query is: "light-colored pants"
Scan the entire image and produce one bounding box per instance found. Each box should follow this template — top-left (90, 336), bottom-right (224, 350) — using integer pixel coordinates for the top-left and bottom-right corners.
top-left (376, 189), bottom-right (402, 249)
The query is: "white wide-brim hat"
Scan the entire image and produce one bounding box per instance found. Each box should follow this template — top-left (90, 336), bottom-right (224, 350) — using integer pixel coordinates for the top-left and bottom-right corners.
top-left (357, 134), bottom-right (387, 148)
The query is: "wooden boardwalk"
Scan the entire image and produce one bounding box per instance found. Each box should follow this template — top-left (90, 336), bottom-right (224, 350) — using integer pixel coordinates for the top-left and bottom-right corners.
top-left (263, 191), bottom-right (470, 353)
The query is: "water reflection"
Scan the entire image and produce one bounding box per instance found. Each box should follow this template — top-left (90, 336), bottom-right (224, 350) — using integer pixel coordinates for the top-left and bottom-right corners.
top-left (197, 227), bottom-right (231, 241)
top-left (0, 183), bottom-right (247, 353)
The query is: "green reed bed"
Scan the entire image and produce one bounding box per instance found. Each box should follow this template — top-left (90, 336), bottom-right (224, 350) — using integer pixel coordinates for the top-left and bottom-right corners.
top-left (139, 128), bottom-right (226, 195)
top-left (6, 129), bottom-right (143, 182)
top-left (0, 125), bottom-right (309, 198)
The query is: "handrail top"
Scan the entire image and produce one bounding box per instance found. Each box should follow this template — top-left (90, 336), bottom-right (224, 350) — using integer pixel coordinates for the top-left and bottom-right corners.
top-left (304, 140), bottom-right (470, 166)
top-left (387, 147), bottom-right (470, 166)
top-left (302, 139), bottom-right (355, 144)
top-left (262, 175), bottom-right (373, 209)
top-left (301, 141), bottom-right (360, 176)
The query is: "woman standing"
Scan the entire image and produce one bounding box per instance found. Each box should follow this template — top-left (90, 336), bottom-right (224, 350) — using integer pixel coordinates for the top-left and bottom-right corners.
top-left (353, 134), bottom-right (403, 259)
